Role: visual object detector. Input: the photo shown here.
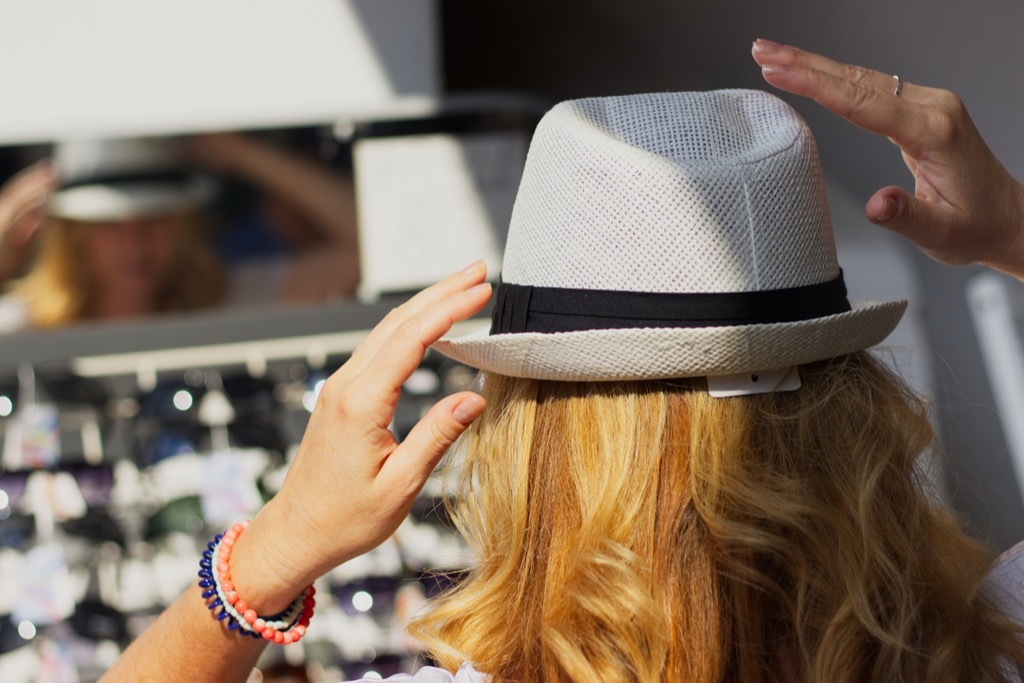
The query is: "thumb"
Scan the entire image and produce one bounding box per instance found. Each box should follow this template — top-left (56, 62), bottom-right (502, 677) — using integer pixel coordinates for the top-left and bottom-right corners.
top-left (865, 186), bottom-right (955, 252)
top-left (387, 392), bottom-right (486, 483)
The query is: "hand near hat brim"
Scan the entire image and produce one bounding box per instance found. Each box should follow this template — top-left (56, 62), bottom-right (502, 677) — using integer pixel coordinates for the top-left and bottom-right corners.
top-left (107, 266), bottom-right (492, 678)
top-left (0, 161), bottom-right (57, 281)
top-left (752, 39), bottom-right (1024, 281)
top-left (225, 263), bottom-right (491, 609)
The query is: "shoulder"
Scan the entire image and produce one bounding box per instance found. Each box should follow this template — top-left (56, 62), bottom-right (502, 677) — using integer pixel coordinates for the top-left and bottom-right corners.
top-left (985, 540), bottom-right (1024, 624)
top-left (346, 663), bottom-right (487, 683)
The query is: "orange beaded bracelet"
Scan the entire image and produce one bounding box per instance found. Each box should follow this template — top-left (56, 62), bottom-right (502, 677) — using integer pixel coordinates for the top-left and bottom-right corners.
top-left (198, 520), bottom-right (315, 644)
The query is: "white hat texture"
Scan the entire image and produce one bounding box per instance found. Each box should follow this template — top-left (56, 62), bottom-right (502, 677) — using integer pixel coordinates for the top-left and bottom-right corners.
top-left (432, 89), bottom-right (907, 382)
top-left (48, 137), bottom-right (213, 222)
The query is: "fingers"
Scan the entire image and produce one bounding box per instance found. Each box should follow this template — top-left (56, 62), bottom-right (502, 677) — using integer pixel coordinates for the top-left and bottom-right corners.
top-left (9, 212), bottom-right (44, 247)
top-left (0, 163), bottom-right (56, 254)
top-left (753, 40), bottom-right (906, 99)
top-left (0, 162), bottom-right (57, 222)
top-left (383, 391), bottom-right (485, 486)
top-left (341, 261), bottom-right (488, 378)
top-left (752, 40), bottom-right (942, 158)
top-left (353, 281), bottom-right (491, 404)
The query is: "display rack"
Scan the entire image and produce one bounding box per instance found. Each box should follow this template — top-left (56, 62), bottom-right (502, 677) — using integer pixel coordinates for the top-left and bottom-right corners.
top-left (0, 298), bottom-right (489, 682)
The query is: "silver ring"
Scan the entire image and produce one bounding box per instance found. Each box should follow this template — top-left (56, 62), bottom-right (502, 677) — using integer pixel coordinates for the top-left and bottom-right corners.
top-left (891, 74), bottom-right (903, 97)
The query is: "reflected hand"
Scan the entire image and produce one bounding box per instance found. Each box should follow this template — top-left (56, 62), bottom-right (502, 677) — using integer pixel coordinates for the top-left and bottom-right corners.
top-left (752, 39), bottom-right (1024, 279)
top-left (182, 132), bottom-right (261, 175)
top-left (230, 262), bottom-right (492, 610)
top-left (0, 162), bottom-right (57, 280)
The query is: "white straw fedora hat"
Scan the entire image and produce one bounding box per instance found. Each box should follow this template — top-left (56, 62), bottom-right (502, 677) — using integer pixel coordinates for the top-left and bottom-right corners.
top-left (48, 137), bottom-right (213, 221)
top-left (433, 89), bottom-right (906, 382)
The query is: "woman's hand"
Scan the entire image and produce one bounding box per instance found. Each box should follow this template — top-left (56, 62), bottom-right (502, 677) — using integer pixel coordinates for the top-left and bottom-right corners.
top-left (0, 162), bottom-right (57, 281)
top-left (229, 262), bottom-right (492, 611)
top-left (181, 132), bottom-right (260, 175)
top-left (752, 39), bottom-right (1024, 279)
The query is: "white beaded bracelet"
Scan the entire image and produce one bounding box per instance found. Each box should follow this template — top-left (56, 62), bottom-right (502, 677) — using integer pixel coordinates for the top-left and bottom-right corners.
top-left (209, 539), bottom-right (305, 633)
top-left (198, 522), bottom-right (315, 644)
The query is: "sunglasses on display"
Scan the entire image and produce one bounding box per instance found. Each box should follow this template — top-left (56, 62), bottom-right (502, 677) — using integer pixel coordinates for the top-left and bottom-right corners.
top-left (0, 474), bottom-right (27, 518)
top-left (143, 496), bottom-right (207, 542)
top-left (0, 613), bottom-right (33, 657)
top-left (0, 514), bottom-right (34, 551)
top-left (0, 353), bottom-right (477, 683)
top-left (0, 383), bottom-right (17, 419)
top-left (37, 374), bottom-right (110, 410)
top-left (68, 597), bottom-right (128, 645)
top-left (137, 424), bottom-right (203, 468)
top-left (60, 508), bottom-right (125, 548)
top-left (330, 575), bottom-right (403, 620)
top-left (136, 381), bottom-right (207, 424)
top-left (60, 465), bottom-right (114, 509)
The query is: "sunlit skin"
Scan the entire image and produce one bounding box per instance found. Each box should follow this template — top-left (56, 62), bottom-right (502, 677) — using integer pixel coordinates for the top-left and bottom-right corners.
top-left (79, 214), bottom-right (182, 319)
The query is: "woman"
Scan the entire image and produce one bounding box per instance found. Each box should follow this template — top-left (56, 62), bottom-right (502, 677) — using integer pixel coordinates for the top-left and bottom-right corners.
top-left (0, 137), bottom-right (225, 329)
top-left (103, 88), bottom-right (1024, 682)
top-left (0, 132), bottom-right (361, 330)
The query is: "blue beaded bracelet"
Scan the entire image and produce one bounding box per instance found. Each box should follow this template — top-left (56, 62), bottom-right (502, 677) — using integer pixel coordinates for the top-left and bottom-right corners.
top-left (197, 522), bottom-right (315, 644)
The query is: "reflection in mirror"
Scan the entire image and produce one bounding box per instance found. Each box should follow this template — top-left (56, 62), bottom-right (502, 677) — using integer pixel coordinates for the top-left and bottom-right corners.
top-left (0, 103), bottom-right (539, 342)
top-left (0, 128), bottom-right (361, 335)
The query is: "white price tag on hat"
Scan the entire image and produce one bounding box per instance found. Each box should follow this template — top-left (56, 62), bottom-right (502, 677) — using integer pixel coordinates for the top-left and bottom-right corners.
top-left (706, 367), bottom-right (801, 398)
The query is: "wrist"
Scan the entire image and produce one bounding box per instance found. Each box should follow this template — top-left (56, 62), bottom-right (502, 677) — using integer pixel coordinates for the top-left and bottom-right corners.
top-left (200, 521), bottom-right (316, 645)
top-left (226, 504), bottom-right (315, 615)
top-left (995, 179), bottom-right (1024, 281)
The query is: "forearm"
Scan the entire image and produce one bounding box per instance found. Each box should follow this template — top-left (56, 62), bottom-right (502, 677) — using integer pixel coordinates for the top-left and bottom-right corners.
top-left (101, 581), bottom-right (267, 683)
top-left (101, 265), bottom-right (491, 681)
top-left (104, 505), bottom-right (314, 682)
top-left (233, 142), bottom-right (359, 248)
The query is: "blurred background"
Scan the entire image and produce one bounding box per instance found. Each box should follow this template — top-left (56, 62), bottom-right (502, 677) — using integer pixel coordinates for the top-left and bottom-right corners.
top-left (1, 0), bottom-right (1023, 680)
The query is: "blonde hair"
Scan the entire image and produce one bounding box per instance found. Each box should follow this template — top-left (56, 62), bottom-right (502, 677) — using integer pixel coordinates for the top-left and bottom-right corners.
top-left (411, 352), bottom-right (1024, 681)
top-left (11, 212), bottom-right (224, 327)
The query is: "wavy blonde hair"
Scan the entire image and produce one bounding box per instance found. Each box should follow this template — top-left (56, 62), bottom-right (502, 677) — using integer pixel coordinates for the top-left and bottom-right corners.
top-left (11, 212), bottom-right (224, 328)
top-left (411, 352), bottom-right (1024, 681)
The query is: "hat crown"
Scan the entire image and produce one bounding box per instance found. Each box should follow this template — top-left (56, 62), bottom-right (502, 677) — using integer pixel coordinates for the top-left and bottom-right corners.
top-left (55, 137), bottom-right (188, 185)
top-left (502, 89), bottom-right (838, 294)
top-left (48, 137), bottom-right (210, 221)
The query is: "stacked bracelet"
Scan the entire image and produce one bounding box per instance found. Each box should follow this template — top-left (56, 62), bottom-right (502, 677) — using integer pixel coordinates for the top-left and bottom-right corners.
top-left (197, 520), bottom-right (316, 644)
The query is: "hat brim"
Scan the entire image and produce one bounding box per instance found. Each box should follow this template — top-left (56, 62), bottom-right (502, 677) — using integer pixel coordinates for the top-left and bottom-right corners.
top-left (431, 299), bottom-right (907, 381)
top-left (47, 179), bottom-right (214, 222)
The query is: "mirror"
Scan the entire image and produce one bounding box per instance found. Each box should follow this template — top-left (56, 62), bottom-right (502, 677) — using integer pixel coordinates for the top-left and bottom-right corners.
top-left (0, 106), bottom-right (537, 363)
top-left (0, 0), bottom-right (544, 362)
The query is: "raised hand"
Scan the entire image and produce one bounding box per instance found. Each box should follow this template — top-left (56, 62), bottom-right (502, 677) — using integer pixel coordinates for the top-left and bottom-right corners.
top-left (228, 262), bottom-right (492, 612)
top-left (752, 39), bottom-right (1024, 279)
top-left (0, 161), bottom-right (57, 281)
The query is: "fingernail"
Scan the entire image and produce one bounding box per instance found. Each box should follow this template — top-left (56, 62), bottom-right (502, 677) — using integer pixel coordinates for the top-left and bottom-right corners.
top-left (460, 260), bottom-right (485, 275)
top-left (466, 283), bottom-right (492, 296)
top-left (453, 394), bottom-right (485, 425)
top-left (876, 198), bottom-right (898, 222)
top-left (752, 38), bottom-right (781, 55)
top-left (760, 64), bottom-right (790, 76)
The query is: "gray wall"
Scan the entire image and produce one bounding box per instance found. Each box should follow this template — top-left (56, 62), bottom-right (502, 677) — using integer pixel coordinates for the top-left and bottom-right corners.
top-left (443, 0), bottom-right (1024, 549)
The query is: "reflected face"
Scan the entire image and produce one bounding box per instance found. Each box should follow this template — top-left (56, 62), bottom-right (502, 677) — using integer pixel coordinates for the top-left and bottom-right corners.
top-left (80, 215), bottom-right (182, 298)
